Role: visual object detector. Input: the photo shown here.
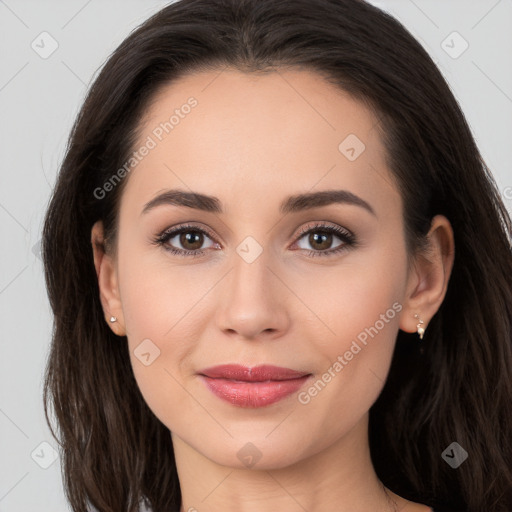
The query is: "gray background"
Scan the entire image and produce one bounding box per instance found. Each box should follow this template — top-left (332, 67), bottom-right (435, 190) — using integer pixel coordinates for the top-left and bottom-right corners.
top-left (1, 1), bottom-right (511, 510)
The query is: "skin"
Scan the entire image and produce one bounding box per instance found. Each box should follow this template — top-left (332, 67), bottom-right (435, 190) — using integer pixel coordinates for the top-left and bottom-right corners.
top-left (91, 68), bottom-right (454, 512)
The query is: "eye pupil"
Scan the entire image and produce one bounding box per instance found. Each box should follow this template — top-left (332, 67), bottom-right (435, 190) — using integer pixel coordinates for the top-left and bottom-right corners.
top-left (309, 231), bottom-right (332, 250)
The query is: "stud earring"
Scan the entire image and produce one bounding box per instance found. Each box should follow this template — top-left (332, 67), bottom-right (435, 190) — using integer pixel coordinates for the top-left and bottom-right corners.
top-left (414, 314), bottom-right (425, 340)
top-left (110, 316), bottom-right (117, 323)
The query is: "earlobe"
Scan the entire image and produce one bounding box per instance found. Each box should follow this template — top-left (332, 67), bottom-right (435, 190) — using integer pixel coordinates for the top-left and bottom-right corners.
top-left (399, 214), bottom-right (455, 337)
top-left (91, 220), bottom-right (126, 336)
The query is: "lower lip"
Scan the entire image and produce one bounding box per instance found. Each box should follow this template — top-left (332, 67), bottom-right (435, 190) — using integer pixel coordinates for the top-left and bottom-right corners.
top-left (199, 375), bottom-right (311, 408)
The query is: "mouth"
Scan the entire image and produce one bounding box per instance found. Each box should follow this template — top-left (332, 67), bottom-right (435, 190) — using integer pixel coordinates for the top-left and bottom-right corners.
top-left (197, 364), bottom-right (312, 408)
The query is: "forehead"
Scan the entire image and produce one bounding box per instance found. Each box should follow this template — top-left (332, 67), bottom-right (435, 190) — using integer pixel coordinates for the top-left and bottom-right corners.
top-left (120, 67), bottom-right (398, 218)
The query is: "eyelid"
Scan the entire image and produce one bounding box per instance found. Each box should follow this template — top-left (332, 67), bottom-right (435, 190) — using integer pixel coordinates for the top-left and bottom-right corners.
top-left (157, 222), bottom-right (219, 243)
top-left (292, 221), bottom-right (353, 241)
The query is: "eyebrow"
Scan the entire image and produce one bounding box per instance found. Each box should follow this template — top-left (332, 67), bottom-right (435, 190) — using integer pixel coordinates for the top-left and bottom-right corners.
top-left (141, 189), bottom-right (376, 217)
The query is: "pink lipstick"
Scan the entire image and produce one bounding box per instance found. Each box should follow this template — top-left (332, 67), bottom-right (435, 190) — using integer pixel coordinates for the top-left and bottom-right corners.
top-left (198, 364), bottom-right (312, 408)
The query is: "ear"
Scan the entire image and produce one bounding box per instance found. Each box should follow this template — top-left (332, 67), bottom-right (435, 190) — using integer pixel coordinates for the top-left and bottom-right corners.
top-left (91, 220), bottom-right (126, 336)
top-left (399, 214), bottom-right (455, 336)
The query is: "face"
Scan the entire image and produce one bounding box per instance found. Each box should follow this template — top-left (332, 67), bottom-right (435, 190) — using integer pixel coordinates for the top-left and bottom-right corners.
top-left (105, 68), bottom-right (414, 469)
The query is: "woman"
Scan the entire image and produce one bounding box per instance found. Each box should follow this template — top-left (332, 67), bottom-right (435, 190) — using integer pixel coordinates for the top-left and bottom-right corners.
top-left (41, 0), bottom-right (512, 511)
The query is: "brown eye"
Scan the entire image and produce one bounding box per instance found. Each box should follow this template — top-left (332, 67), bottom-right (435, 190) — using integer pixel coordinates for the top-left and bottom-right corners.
top-left (178, 231), bottom-right (204, 250)
top-left (294, 223), bottom-right (356, 257)
top-left (307, 231), bottom-right (335, 251)
top-left (155, 224), bottom-right (218, 256)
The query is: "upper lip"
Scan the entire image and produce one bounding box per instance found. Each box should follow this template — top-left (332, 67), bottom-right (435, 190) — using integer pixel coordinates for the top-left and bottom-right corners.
top-left (198, 364), bottom-right (311, 381)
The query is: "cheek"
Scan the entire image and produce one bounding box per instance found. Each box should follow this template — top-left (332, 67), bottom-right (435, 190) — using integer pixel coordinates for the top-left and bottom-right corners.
top-left (293, 239), bottom-right (407, 358)
top-left (292, 241), bottom-right (406, 421)
top-left (116, 242), bottom-right (214, 427)
top-left (117, 232), bottom-right (211, 340)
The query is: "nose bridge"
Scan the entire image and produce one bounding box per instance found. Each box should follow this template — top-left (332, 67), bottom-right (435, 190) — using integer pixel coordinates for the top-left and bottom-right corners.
top-left (232, 244), bottom-right (271, 296)
top-left (215, 241), bottom-right (289, 338)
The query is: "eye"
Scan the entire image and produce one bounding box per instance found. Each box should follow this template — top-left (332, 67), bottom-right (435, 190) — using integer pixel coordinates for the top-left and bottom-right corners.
top-left (153, 221), bottom-right (357, 259)
top-left (153, 224), bottom-right (219, 257)
top-left (292, 222), bottom-right (357, 257)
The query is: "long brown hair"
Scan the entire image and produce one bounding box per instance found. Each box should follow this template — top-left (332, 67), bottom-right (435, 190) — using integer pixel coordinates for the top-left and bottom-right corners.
top-left (42, 1), bottom-right (512, 510)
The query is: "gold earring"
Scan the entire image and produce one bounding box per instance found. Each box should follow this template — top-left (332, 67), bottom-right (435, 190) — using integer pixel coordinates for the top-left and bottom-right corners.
top-left (110, 316), bottom-right (117, 323)
top-left (414, 314), bottom-right (425, 340)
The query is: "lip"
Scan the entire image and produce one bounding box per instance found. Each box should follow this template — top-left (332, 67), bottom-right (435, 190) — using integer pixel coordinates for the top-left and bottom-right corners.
top-left (198, 364), bottom-right (312, 408)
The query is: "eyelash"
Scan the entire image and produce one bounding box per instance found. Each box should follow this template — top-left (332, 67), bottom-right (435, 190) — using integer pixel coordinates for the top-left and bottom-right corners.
top-left (153, 222), bottom-right (357, 259)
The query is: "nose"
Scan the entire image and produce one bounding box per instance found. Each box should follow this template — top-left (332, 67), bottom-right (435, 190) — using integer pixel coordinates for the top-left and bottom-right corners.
top-left (214, 249), bottom-right (290, 341)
